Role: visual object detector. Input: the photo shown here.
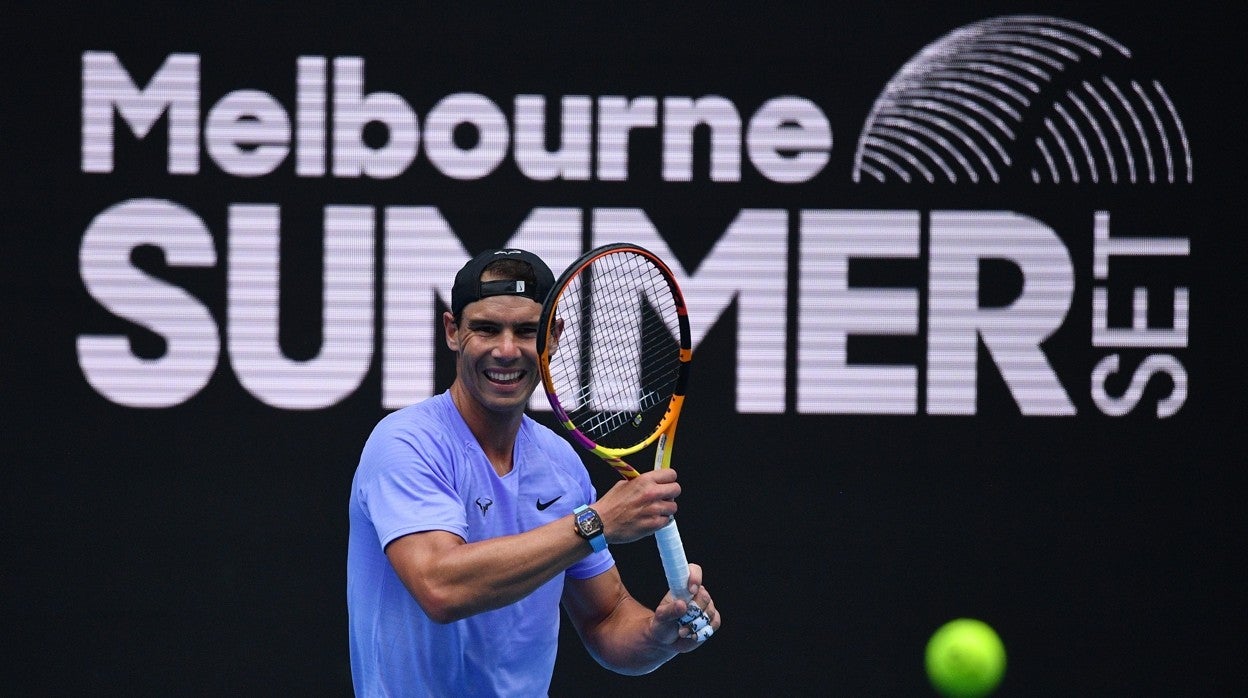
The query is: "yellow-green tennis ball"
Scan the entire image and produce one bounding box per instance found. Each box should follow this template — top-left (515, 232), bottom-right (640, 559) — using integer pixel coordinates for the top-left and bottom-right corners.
top-left (925, 618), bottom-right (1006, 698)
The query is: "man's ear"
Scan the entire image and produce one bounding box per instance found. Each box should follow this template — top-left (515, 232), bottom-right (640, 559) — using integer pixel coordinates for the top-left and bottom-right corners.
top-left (443, 311), bottom-right (460, 352)
top-left (548, 317), bottom-right (564, 351)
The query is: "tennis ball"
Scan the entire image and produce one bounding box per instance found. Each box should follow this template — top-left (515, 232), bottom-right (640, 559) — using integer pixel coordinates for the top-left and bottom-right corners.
top-left (924, 618), bottom-right (1006, 698)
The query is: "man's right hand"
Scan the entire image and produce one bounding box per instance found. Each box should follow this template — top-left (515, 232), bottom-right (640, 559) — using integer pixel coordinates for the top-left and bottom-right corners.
top-left (593, 468), bottom-right (682, 545)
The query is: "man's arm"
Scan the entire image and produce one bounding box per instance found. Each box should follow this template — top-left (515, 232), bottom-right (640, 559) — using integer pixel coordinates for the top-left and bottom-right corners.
top-left (386, 468), bottom-right (684, 623)
top-left (561, 562), bottom-right (719, 675)
top-left (385, 516), bottom-right (586, 623)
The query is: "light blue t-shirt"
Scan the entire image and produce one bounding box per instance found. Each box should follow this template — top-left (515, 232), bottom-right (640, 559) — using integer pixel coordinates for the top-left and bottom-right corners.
top-left (347, 391), bottom-right (614, 697)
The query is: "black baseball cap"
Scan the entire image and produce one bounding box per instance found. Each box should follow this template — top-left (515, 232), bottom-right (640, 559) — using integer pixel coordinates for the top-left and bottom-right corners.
top-left (451, 248), bottom-right (556, 316)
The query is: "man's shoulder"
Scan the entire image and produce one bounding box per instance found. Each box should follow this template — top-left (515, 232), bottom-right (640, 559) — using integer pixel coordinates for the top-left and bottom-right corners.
top-left (376, 392), bottom-right (453, 430)
top-left (365, 393), bottom-right (464, 452)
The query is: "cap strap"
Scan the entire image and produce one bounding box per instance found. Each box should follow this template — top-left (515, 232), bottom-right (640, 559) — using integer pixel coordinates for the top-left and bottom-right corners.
top-left (478, 279), bottom-right (533, 300)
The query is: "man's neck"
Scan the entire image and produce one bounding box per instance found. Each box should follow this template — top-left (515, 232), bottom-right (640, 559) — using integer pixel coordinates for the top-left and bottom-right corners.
top-left (449, 383), bottom-right (523, 476)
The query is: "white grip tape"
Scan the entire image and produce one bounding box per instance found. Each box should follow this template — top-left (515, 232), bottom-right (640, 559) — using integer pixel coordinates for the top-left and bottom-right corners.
top-left (654, 519), bottom-right (690, 601)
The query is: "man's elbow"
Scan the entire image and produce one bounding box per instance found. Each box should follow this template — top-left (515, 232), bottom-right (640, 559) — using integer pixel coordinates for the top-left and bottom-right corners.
top-left (402, 581), bottom-right (471, 624)
top-left (415, 589), bottom-right (471, 624)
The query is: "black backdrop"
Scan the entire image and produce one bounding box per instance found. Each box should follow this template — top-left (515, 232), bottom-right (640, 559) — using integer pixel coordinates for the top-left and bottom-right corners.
top-left (3, 3), bottom-right (1243, 695)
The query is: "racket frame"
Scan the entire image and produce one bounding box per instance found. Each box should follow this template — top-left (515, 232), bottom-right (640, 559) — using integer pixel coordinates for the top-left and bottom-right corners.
top-left (537, 243), bottom-right (692, 480)
top-left (537, 243), bottom-right (697, 603)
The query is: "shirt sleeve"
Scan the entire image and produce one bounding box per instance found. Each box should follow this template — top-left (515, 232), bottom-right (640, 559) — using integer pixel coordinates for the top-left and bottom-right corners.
top-left (356, 414), bottom-right (468, 549)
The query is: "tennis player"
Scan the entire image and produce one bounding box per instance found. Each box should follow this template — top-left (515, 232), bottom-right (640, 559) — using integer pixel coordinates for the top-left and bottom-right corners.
top-left (347, 248), bottom-right (721, 696)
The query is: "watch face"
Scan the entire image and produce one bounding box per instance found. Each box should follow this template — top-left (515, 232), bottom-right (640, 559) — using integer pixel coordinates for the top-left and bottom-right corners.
top-left (576, 510), bottom-right (602, 537)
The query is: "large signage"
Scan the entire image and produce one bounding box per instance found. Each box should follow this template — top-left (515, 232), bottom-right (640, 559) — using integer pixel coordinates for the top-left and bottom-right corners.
top-left (75, 14), bottom-right (1192, 418)
top-left (5, 7), bottom-right (1232, 696)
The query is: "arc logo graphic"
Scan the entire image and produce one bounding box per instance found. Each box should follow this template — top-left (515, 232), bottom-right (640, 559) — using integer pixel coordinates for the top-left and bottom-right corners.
top-left (837, 16), bottom-right (1192, 420)
top-left (854, 15), bottom-right (1193, 185)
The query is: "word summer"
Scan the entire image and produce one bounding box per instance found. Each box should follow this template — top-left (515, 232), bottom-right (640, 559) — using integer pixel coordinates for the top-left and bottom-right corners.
top-left (82, 52), bottom-right (833, 183)
top-left (77, 202), bottom-right (1186, 418)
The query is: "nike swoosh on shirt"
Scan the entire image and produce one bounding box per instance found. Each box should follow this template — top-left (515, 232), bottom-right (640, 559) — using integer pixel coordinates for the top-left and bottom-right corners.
top-left (535, 496), bottom-right (563, 511)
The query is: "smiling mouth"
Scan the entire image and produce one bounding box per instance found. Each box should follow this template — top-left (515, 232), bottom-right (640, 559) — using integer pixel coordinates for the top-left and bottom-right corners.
top-left (485, 369), bottom-right (524, 384)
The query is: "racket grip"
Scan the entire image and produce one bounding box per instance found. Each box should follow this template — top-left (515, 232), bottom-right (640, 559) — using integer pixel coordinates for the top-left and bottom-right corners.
top-left (654, 518), bottom-right (692, 602)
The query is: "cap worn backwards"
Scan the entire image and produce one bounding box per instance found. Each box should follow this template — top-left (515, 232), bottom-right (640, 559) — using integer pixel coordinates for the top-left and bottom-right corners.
top-left (451, 249), bottom-right (556, 316)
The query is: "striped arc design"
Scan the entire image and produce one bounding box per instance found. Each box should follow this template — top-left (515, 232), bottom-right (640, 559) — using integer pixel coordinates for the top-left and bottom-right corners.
top-left (853, 15), bottom-right (1193, 184)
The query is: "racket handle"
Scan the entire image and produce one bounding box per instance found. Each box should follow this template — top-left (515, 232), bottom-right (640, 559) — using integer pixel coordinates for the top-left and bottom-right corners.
top-left (654, 518), bottom-right (691, 602)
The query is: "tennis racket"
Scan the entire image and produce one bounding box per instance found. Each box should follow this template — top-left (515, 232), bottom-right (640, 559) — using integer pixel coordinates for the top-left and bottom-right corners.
top-left (538, 243), bottom-right (710, 639)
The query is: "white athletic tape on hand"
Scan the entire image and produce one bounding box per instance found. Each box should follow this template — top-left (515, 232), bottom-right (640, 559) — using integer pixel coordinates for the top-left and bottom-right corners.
top-left (678, 602), bottom-right (703, 626)
top-left (686, 613), bottom-right (710, 633)
top-left (679, 603), bottom-right (714, 644)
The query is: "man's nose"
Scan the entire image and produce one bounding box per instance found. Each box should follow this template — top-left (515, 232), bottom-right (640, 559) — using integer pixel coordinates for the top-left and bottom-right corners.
top-left (494, 331), bottom-right (521, 358)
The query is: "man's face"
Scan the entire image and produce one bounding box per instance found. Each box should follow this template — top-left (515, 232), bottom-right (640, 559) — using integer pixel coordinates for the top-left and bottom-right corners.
top-left (444, 283), bottom-right (543, 416)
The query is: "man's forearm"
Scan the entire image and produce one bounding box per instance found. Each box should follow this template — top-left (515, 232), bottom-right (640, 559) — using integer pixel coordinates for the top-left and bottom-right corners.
top-left (387, 514), bottom-right (591, 623)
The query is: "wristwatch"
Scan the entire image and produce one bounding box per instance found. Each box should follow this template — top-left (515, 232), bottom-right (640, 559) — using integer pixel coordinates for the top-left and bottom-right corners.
top-left (572, 505), bottom-right (607, 552)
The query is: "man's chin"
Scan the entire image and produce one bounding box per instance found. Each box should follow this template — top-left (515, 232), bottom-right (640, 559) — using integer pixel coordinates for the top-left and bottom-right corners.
top-left (483, 384), bottom-right (536, 410)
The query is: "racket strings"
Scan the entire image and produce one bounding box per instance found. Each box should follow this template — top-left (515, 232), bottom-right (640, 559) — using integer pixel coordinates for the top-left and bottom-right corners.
top-left (546, 252), bottom-right (683, 446)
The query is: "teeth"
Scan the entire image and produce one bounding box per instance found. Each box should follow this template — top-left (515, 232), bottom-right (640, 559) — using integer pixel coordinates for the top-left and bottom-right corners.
top-left (489, 370), bottom-right (521, 382)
